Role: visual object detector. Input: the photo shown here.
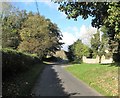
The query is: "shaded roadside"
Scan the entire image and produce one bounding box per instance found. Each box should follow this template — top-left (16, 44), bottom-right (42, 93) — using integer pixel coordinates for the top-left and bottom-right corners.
top-left (31, 63), bottom-right (69, 96)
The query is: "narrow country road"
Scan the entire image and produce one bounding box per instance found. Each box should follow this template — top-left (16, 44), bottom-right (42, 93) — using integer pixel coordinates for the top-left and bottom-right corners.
top-left (32, 62), bottom-right (102, 96)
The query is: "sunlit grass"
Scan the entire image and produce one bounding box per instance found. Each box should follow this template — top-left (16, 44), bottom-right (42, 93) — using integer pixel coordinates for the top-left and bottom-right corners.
top-left (65, 63), bottom-right (118, 96)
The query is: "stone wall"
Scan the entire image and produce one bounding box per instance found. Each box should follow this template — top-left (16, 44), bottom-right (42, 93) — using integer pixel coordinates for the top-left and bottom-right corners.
top-left (82, 55), bottom-right (113, 64)
top-left (101, 55), bottom-right (113, 64)
top-left (82, 55), bottom-right (99, 64)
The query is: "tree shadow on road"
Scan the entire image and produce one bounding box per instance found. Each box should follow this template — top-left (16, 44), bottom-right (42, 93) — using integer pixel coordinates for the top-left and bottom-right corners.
top-left (31, 62), bottom-right (72, 96)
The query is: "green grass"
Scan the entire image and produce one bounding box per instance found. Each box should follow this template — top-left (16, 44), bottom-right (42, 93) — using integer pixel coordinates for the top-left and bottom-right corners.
top-left (65, 63), bottom-right (118, 96)
top-left (3, 63), bottom-right (45, 96)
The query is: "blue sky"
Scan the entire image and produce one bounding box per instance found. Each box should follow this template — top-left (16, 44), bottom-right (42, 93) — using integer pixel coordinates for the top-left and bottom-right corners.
top-left (12, 1), bottom-right (97, 51)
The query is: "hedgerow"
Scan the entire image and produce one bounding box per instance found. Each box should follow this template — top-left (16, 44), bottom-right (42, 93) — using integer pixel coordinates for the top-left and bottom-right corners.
top-left (1, 48), bottom-right (41, 79)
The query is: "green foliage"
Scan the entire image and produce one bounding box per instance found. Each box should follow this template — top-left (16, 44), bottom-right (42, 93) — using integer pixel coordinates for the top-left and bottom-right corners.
top-left (2, 3), bottom-right (27, 49)
top-left (68, 39), bottom-right (90, 63)
top-left (67, 44), bottom-right (75, 61)
top-left (56, 1), bottom-right (120, 62)
top-left (56, 1), bottom-right (119, 31)
top-left (104, 2), bottom-right (120, 55)
top-left (91, 31), bottom-right (100, 57)
top-left (2, 48), bottom-right (41, 79)
top-left (91, 30), bottom-right (107, 58)
top-left (56, 2), bottom-right (109, 28)
top-left (2, 3), bottom-right (63, 59)
top-left (18, 13), bottom-right (63, 58)
top-left (105, 2), bottom-right (120, 35)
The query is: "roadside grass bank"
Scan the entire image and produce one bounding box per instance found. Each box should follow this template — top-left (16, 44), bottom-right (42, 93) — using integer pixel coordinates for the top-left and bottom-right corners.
top-left (65, 63), bottom-right (118, 96)
top-left (3, 63), bottom-right (45, 96)
top-left (2, 48), bottom-right (46, 96)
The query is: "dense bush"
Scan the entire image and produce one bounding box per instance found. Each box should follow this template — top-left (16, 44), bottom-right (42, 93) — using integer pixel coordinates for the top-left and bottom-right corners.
top-left (1, 48), bottom-right (41, 79)
top-left (68, 39), bottom-right (90, 63)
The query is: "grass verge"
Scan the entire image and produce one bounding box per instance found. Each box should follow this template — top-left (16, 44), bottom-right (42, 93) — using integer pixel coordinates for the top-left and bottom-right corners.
top-left (3, 63), bottom-right (45, 96)
top-left (65, 63), bottom-right (118, 96)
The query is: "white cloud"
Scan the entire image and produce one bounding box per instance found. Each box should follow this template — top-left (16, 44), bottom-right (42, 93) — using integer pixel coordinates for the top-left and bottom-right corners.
top-left (62, 32), bottom-right (77, 45)
top-left (79, 25), bottom-right (97, 46)
top-left (61, 31), bottom-right (78, 51)
top-left (61, 25), bottom-right (97, 51)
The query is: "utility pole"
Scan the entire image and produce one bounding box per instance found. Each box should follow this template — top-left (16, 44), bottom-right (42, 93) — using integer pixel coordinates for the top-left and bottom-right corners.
top-left (35, 0), bottom-right (40, 15)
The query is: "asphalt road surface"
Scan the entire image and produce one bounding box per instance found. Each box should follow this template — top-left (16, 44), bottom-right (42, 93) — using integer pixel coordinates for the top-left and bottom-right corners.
top-left (32, 63), bottom-right (102, 96)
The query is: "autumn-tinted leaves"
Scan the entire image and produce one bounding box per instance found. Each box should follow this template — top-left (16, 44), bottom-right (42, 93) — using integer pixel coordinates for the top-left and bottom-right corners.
top-left (2, 3), bottom-right (63, 59)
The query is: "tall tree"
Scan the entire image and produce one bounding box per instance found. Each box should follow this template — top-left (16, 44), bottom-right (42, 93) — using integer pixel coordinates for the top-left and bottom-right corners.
top-left (104, 2), bottom-right (120, 53)
top-left (2, 3), bottom-right (27, 49)
top-left (91, 30), bottom-right (107, 62)
top-left (91, 30), bottom-right (100, 57)
top-left (18, 13), bottom-right (63, 58)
